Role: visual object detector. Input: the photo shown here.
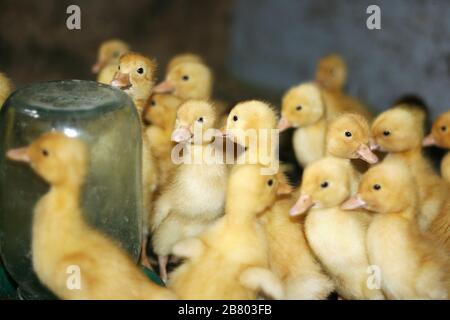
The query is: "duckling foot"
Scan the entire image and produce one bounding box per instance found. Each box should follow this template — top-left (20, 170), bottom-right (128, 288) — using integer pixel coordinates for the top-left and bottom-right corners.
top-left (158, 255), bottom-right (168, 283)
top-left (140, 237), bottom-right (154, 271)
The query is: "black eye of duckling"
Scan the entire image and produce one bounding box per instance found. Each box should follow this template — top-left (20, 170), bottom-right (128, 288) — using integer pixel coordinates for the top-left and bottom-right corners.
top-left (296, 105), bottom-right (302, 111)
top-left (182, 75), bottom-right (189, 81)
top-left (373, 184), bottom-right (381, 191)
top-left (197, 117), bottom-right (204, 123)
top-left (150, 100), bottom-right (156, 107)
top-left (441, 126), bottom-right (447, 132)
top-left (233, 115), bottom-right (238, 122)
top-left (267, 179), bottom-right (273, 187)
top-left (383, 130), bottom-right (391, 136)
top-left (320, 181), bottom-right (329, 188)
top-left (345, 131), bottom-right (352, 137)
top-left (137, 67), bottom-right (144, 74)
top-left (42, 149), bottom-right (49, 157)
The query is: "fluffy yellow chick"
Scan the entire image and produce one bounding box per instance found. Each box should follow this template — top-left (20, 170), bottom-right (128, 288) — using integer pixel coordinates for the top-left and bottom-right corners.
top-left (0, 71), bottom-right (13, 107)
top-left (151, 100), bottom-right (228, 282)
top-left (92, 39), bottom-right (130, 84)
top-left (144, 94), bottom-right (182, 187)
top-left (260, 175), bottom-right (335, 299)
top-left (225, 100), bottom-right (278, 168)
top-left (6, 132), bottom-right (175, 300)
top-left (371, 104), bottom-right (449, 231)
top-left (111, 52), bottom-right (158, 267)
top-left (290, 157), bottom-right (384, 300)
top-left (423, 110), bottom-right (450, 182)
top-left (326, 113), bottom-right (379, 174)
top-left (166, 53), bottom-right (204, 73)
top-left (315, 54), bottom-right (347, 92)
top-left (342, 160), bottom-right (449, 299)
top-left (278, 83), bottom-right (328, 166)
top-left (168, 164), bottom-right (285, 299)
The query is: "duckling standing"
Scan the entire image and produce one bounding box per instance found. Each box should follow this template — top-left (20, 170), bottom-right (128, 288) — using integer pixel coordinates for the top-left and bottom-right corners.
top-left (92, 39), bottom-right (130, 84)
top-left (151, 100), bottom-right (228, 282)
top-left (6, 132), bottom-right (175, 300)
top-left (111, 52), bottom-right (158, 267)
top-left (342, 161), bottom-right (449, 299)
top-left (0, 71), bottom-right (13, 107)
top-left (290, 157), bottom-right (384, 300)
top-left (371, 103), bottom-right (449, 231)
top-left (168, 164), bottom-right (285, 300)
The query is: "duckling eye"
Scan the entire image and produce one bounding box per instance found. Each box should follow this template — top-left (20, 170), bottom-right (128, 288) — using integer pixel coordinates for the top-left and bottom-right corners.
top-left (373, 184), bottom-right (381, 191)
top-left (296, 105), bottom-right (302, 111)
top-left (267, 179), bottom-right (273, 187)
top-left (233, 115), bottom-right (238, 122)
top-left (320, 181), bottom-right (329, 188)
top-left (42, 149), bottom-right (49, 157)
top-left (345, 131), bottom-right (352, 137)
top-left (197, 117), bottom-right (204, 123)
top-left (383, 130), bottom-right (391, 136)
top-left (137, 67), bottom-right (144, 74)
top-left (182, 75), bottom-right (189, 81)
top-left (441, 126), bottom-right (447, 132)
top-left (150, 100), bottom-right (156, 107)
top-left (118, 65), bottom-right (121, 71)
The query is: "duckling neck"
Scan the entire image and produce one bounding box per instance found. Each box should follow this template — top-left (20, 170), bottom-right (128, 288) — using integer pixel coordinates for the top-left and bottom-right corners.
top-left (224, 200), bottom-right (258, 227)
top-left (386, 146), bottom-right (423, 165)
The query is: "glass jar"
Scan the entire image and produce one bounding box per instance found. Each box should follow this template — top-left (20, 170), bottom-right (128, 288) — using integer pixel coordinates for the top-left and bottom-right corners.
top-left (0, 80), bottom-right (143, 299)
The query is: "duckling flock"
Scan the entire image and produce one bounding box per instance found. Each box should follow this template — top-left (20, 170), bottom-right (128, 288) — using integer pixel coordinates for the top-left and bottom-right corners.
top-left (2, 38), bottom-right (450, 300)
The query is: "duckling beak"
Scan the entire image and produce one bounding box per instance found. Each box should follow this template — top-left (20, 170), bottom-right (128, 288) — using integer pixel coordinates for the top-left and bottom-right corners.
top-left (91, 61), bottom-right (105, 74)
top-left (277, 117), bottom-right (292, 132)
top-left (341, 195), bottom-right (366, 210)
top-left (171, 126), bottom-right (192, 143)
top-left (422, 133), bottom-right (436, 147)
top-left (368, 138), bottom-right (379, 151)
top-left (289, 194), bottom-right (314, 216)
top-left (6, 147), bottom-right (30, 163)
top-left (153, 81), bottom-right (175, 94)
top-left (356, 144), bottom-right (378, 164)
top-left (111, 72), bottom-right (131, 89)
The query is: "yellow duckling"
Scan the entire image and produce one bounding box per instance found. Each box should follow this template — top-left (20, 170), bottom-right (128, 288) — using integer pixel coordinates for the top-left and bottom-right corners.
top-left (225, 100), bottom-right (278, 168)
top-left (92, 39), bottom-right (130, 84)
top-left (166, 53), bottom-right (204, 73)
top-left (290, 157), bottom-right (384, 300)
top-left (260, 173), bottom-right (335, 299)
top-left (151, 100), bottom-right (228, 282)
top-left (168, 164), bottom-right (285, 299)
top-left (342, 160), bottom-right (449, 299)
top-left (6, 132), bottom-right (175, 300)
top-left (315, 54), bottom-right (347, 92)
top-left (111, 52), bottom-right (158, 267)
top-left (144, 94), bottom-right (182, 187)
top-left (0, 71), bottom-right (13, 107)
top-left (371, 104), bottom-right (449, 231)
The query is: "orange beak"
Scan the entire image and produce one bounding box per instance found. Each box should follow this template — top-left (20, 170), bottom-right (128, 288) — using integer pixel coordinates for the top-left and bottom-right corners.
top-left (356, 143), bottom-right (378, 164)
top-left (289, 193), bottom-right (314, 216)
top-left (422, 133), bottom-right (436, 147)
top-left (277, 117), bottom-right (292, 132)
top-left (341, 195), bottom-right (367, 210)
top-left (368, 138), bottom-right (379, 151)
top-left (171, 126), bottom-right (192, 143)
top-left (6, 147), bottom-right (30, 163)
top-left (91, 61), bottom-right (105, 74)
top-left (153, 80), bottom-right (176, 94)
top-left (111, 72), bottom-right (131, 89)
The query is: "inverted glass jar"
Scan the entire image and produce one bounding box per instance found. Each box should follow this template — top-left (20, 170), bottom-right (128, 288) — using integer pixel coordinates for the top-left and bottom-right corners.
top-left (0, 80), bottom-right (143, 299)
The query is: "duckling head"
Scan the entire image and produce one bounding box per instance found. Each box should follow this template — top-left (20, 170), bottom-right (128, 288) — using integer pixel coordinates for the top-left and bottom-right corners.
top-left (111, 53), bottom-right (157, 105)
top-left (227, 164), bottom-right (289, 215)
top-left (6, 132), bottom-right (87, 188)
top-left (92, 39), bottom-right (130, 73)
top-left (342, 160), bottom-right (417, 214)
top-left (153, 62), bottom-right (212, 100)
top-left (278, 83), bottom-right (324, 132)
top-left (290, 157), bottom-right (355, 216)
top-left (166, 53), bottom-right (204, 73)
top-left (315, 54), bottom-right (347, 91)
top-left (423, 111), bottom-right (450, 148)
top-left (225, 100), bottom-right (277, 148)
top-left (144, 94), bottom-right (181, 128)
top-left (171, 100), bottom-right (216, 143)
top-left (326, 113), bottom-right (378, 164)
top-left (371, 106), bottom-right (425, 153)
